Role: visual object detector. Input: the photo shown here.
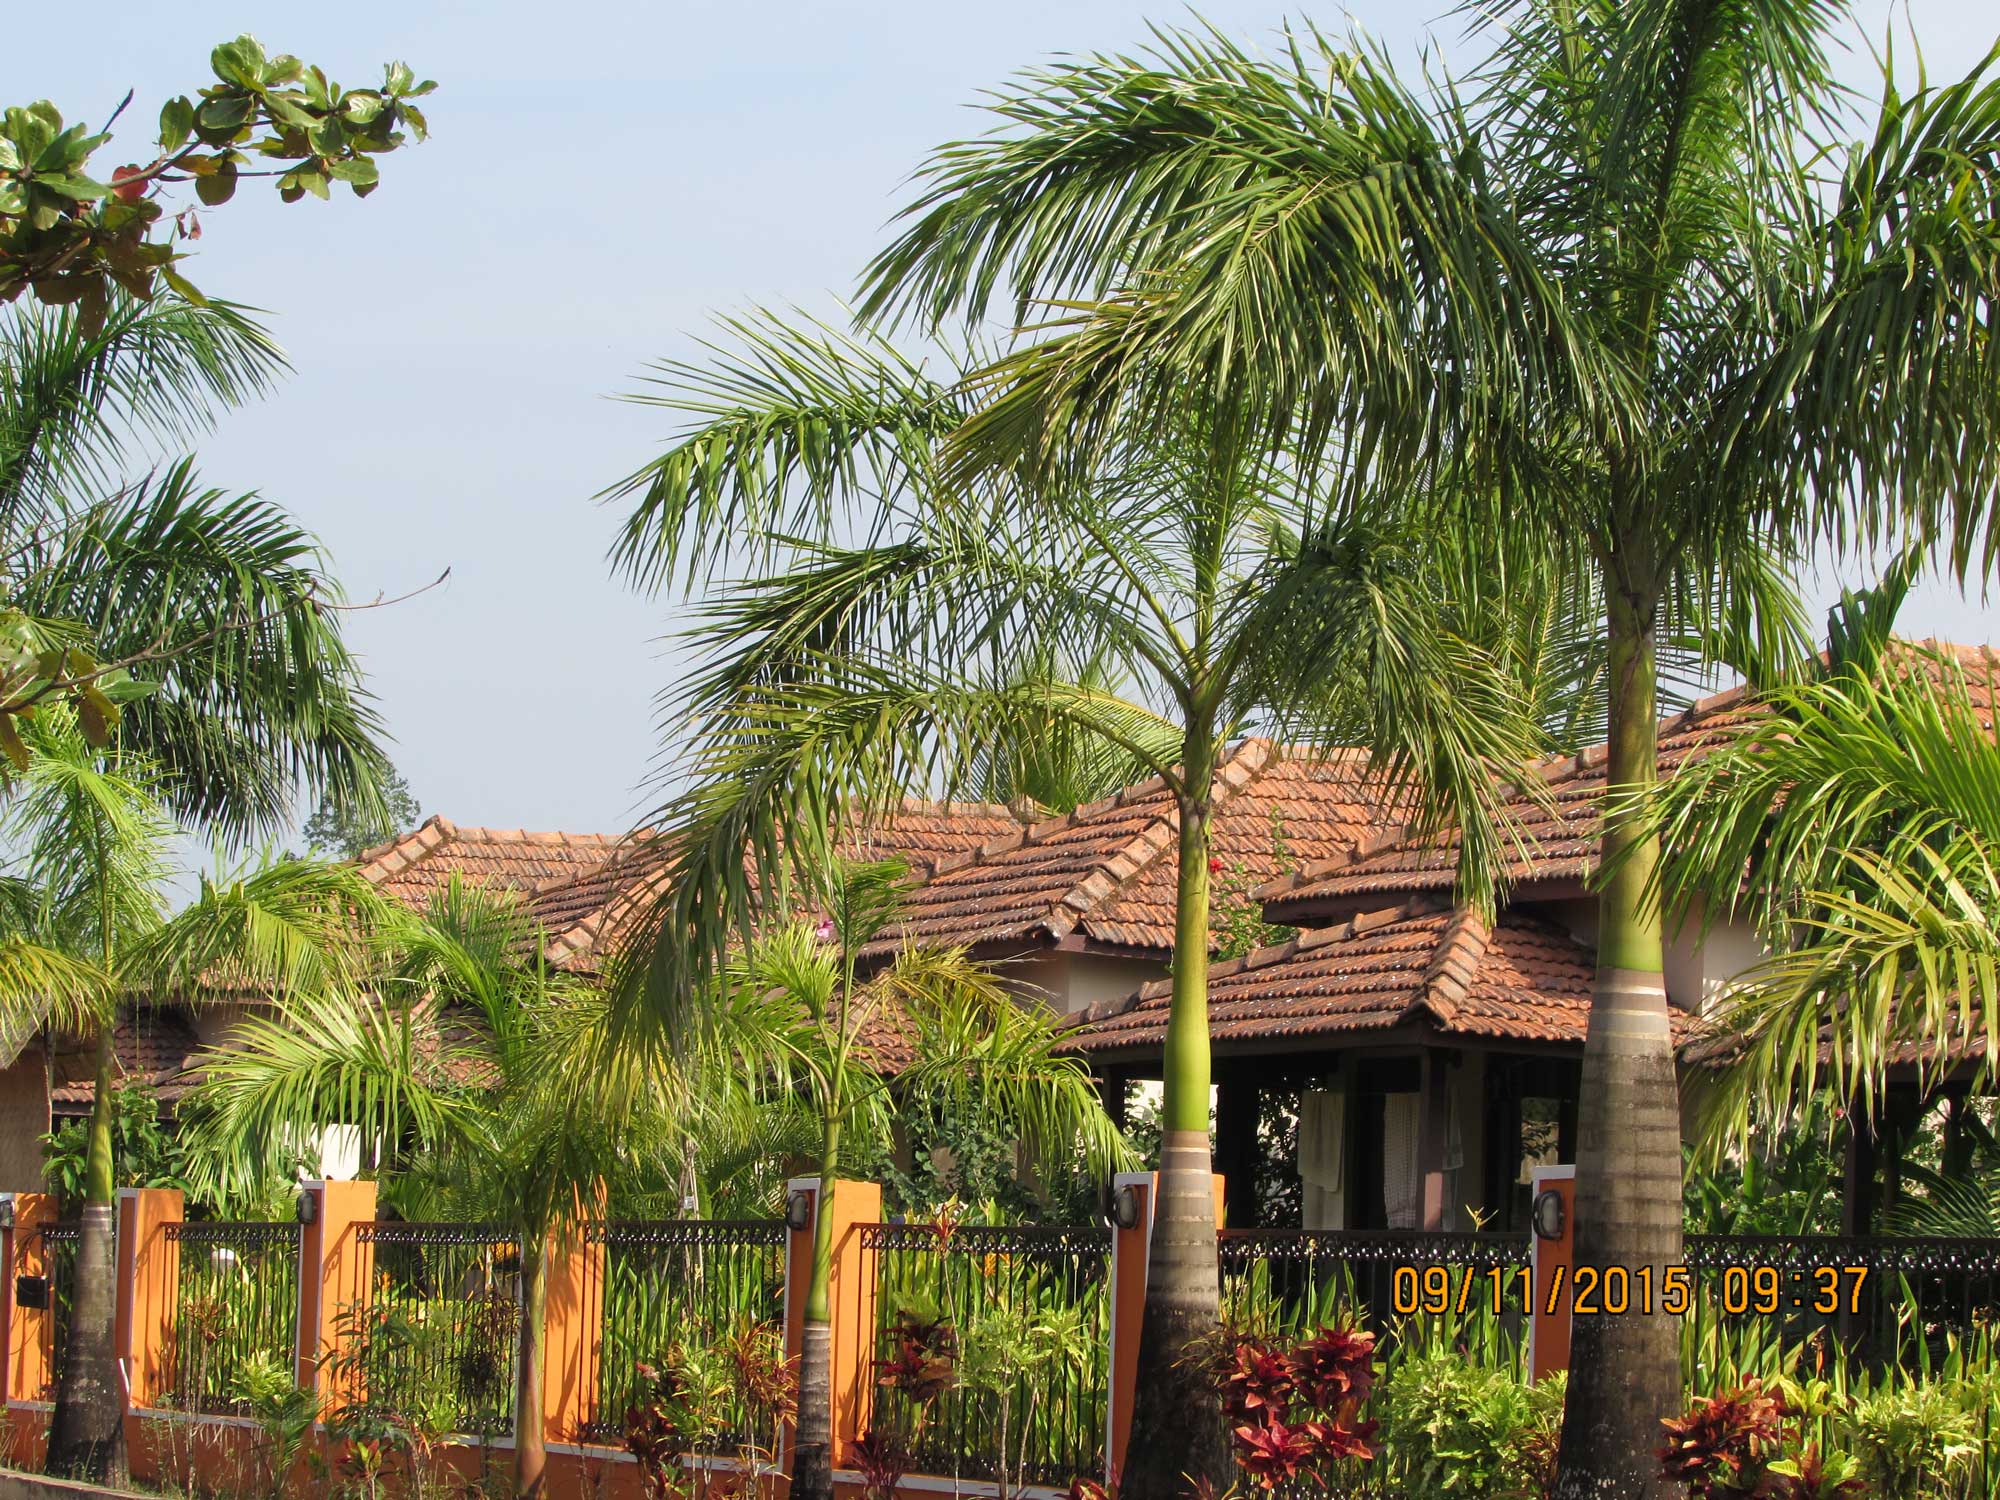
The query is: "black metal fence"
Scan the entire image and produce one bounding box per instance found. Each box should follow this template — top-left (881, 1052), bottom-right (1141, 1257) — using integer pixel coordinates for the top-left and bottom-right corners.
top-left (350, 1222), bottom-right (522, 1438)
top-left (163, 1221), bottom-right (302, 1415)
top-left (583, 1219), bottom-right (790, 1454)
top-left (33, 1222), bottom-right (80, 1401)
top-left (860, 1221), bottom-right (1113, 1488)
top-left (1219, 1229), bottom-right (1531, 1351)
top-left (1683, 1233), bottom-right (2000, 1374)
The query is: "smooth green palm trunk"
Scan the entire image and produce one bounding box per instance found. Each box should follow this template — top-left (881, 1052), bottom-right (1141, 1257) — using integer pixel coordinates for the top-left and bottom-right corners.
top-left (1556, 578), bottom-right (1681, 1499)
top-left (1123, 769), bottom-right (1230, 1500)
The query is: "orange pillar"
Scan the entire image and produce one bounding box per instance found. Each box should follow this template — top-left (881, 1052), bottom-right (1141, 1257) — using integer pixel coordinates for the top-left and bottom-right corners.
top-left (543, 1220), bottom-right (606, 1449)
top-left (1528, 1165), bottom-right (1575, 1383)
top-left (8, 1193), bottom-right (58, 1406)
top-left (120, 1187), bottom-right (183, 1411)
top-left (300, 1179), bottom-right (376, 1414)
top-left (816, 1179), bottom-right (881, 1474)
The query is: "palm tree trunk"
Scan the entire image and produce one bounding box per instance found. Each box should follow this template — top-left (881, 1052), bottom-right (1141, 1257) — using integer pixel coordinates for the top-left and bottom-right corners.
top-left (515, 1234), bottom-right (550, 1500)
top-left (793, 1112), bottom-right (843, 1500)
top-left (1556, 573), bottom-right (1682, 1500)
top-left (46, 1024), bottom-right (128, 1484)
top-left (1123, 780), bottom-right (1229, 1500)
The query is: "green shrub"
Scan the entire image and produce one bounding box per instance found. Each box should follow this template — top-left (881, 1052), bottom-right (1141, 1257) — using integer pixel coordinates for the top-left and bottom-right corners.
top-left (1376, 1353), bottom-right (1563, 1500)
top-left (1842, 1382), bottom-right (1979, 1500)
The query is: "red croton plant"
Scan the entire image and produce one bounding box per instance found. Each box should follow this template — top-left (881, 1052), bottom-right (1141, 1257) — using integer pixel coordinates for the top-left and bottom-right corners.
top-left (1658, 1380), bottom-right (1862, 1500)
top-left (1215, 1324), bottom-right (1379, 1491)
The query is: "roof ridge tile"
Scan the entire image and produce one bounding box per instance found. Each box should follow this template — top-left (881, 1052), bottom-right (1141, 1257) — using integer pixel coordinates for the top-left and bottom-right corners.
top-left (1412, 906), bottom-right (1491, 1027)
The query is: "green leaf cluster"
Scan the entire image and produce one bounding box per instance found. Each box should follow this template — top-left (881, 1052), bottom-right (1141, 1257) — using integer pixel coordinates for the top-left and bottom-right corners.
top-left (1, 36), bottom-right (434, 320)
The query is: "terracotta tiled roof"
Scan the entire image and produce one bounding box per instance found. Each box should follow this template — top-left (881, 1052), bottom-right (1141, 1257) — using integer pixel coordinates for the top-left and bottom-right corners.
top-left (1056, 900), bottom-right (1606, 1059)
top-left (356, 816), bottom-right (625, 910)
top-left (531, 799), bottom-right (1026, 973)
top-left (49, 1010), bottom-right (204, 1113)
top-left (1261, 641), bottom-right (2000, 922)
top-left (866, 741), bottom-right (1402, 958)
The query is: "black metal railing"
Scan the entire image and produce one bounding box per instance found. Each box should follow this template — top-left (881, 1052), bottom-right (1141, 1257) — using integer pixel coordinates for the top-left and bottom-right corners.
top-left (583, 1219), bottom-right (789, 1455)
top-left (349, 1222), bottom-right (522, 1438)
top-left (163, 1221), bottom-right (302, 1415)
top-left (860, 1221), bottom-right (1113, 1488)
top-left (1219, 1229), bottom-right (1531, 1349)
top-left (36, 1222), bottom-right (81, 1400)
top-left (1684, 1233), bottom-right (2000, 1369)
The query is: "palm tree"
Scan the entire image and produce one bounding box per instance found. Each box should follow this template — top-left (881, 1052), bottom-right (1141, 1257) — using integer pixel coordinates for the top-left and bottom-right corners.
top-left (0, 291), bottom-right (393, 1479)
top-left (2, 295), bottom-right (393, 837)
top-left (685, 858), bottom-right (1131, 1500)
top-left (848, 11), bottom-right (2000, 1490)
top-left (182, 877), bottom-right (670, 1500)
top-left (0, 710), bottom-right (382, 1482)
top-left (603, 311), bottom-right (1555, 1499)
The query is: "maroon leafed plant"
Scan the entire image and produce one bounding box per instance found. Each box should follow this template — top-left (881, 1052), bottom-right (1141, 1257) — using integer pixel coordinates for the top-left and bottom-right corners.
top-left (1657, 1381), bottom-right (1789, 1499)
top-left (853, 1429), bottom-right (914, 1500)
top-left (1215, 1324), bottom-right (1379, 1491)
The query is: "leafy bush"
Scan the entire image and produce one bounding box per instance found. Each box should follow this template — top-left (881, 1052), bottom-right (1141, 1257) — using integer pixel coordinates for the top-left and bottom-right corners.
top-left (1841, 1382), bottom-right (1979, 1500)
top-left (1659, 1380), bottom-right (1788, 1499)
top-left (1215, 1323), bottom-right (1378, 1492)
top-left (1376, 1354), bottom-right (1562, 1500)
top-left (39, 1080), bottom-right (190, 1208)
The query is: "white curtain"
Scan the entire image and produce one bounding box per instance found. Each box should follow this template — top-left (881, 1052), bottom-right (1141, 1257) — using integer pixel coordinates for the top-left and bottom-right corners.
top-left (1297, 1088), bottom-right (1345, 1230)
top-left (1382, 1092), bottom-right (1422, 1229)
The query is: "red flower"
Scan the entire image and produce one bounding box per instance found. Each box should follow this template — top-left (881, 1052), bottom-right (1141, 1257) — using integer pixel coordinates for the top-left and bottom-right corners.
top-left (1232, 1419), bottom-right (1321, 1489)
top-left (1208, 857), bottom-right (1224, 875)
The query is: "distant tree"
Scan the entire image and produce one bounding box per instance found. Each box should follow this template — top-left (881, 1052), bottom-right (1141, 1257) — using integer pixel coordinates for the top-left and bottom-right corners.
top-left (303, 765), bottom-right (420, 859)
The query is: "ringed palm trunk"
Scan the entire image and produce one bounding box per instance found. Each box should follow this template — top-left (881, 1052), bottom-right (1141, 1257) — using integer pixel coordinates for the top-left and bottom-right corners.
top-left (46, 1025), bottom-right (128, 1484)
top-left (1122, 780), bottom-right (1230, 1500)
top-left (792, 1108), bottom-right (843, 1500)
top-left (515, 1232), bottom-right (550, 1500)
top-left (1555, 570), bottom-right (1682, 1500)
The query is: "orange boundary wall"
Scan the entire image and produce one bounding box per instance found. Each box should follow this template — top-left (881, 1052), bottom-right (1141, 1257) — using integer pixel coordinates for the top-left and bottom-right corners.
top-left (2, 1172), bottom-right (1552, 1500)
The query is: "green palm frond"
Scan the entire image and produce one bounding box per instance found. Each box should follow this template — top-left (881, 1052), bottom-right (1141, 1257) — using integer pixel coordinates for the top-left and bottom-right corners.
top-left (122, 857), bottom-right (391, 1004)
top-left (1686, 842), bottom-right (2000, 1152)
top-left (181, 985), bottom-right (476, 1207)
top-left (880, 944), bottom-right (1134, 1183)
top-left (1651, 649), bottom-right (2000, 940)
top-left (5, 710), bottom-right (175, 955)
top-left (602, 308), bottom-right (979, 594)
top-left (9, 459), bottom-right (392, 844)
top-left (0, 293), bottom-right (285, 526)
top-left (0, 937), bottom-right (111, 1038)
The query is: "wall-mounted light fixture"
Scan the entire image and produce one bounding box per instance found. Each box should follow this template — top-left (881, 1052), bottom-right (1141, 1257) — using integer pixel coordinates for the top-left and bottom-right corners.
top-left (1531, 1188), bottom-right (1565, 1242)
top-left (785, 1188), bottom-right (814, 1232)
top-left (295, 1189), bottom-right (319, 1226)
top-left (1111, 1183), bottom-right (1143, 1231)
top-left (0, 1196), bottom-right (15, 1231)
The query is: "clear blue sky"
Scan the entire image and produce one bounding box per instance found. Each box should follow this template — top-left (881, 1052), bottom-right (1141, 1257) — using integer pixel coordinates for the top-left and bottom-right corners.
top-left (11, 2), bottom-right (2000, 845)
